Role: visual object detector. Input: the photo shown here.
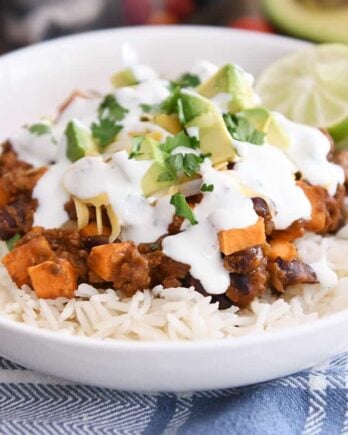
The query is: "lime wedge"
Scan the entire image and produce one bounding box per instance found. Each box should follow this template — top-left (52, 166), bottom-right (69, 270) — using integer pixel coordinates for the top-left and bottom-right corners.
top-left (256, 44), bottom-right (348, 130)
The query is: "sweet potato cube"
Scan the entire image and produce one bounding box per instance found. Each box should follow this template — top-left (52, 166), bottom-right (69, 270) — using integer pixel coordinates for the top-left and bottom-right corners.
top-left (87, 242), bottom-right (131, 282)
top-left (28, 259), bottom-right (77, 299)
top-left (218, 219), bottom-right (266, 256)
top-left (265, 239), bottom-right (297, 262)
top-left (2, 236), bottom-right (54, 287)
top-left (297, 181), bottom-right (326, 232)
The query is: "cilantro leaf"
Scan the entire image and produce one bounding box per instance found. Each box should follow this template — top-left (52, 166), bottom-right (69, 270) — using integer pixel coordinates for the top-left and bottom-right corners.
top-left (175, 73), bottom-right (201, 88)
top-left (182, 153), bottom-right (204, 177)
top-left (223, 114), bottom-right (265, 145)
top-left (91, 118), bottom-right (122, 149)
top-left (201, 183), bottom-right (214, 192)
top-left (28, 123), bottom-right (51, 136)
top-left (170, 193), bottom-right (198, 225)
top-left (129, 135), bottom-right (146, 159)
top-left (160, 85), bottom-right (181, 115)
top-left (6, 234), bottom-right (21, 251)
top-left (159, 131), bottom-right (199, 154)
top-left (98, 94), bottom-right (128, 122)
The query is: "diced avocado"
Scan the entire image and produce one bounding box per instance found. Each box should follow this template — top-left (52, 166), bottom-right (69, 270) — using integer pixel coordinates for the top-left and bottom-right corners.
top-left (141, 162), bottom-right (174, 197)
top-left (197, 64), bottom-right (256, 113)
top-left (111, 68), bottom-right (138, 88)
top-left (240, 108), bottom-right (290, 149)
top-left (179, 92), bottom-right (236, 164)
top-left (154, 114), bottom-right (182, 134)
top-left (65, 120), bottom-right (98, 162)
top-left (133, 136), bottom-right (162, 161)
top-left (134, 137), bottom-right (173, 196)
top-left (263, 0), bottom-right (348, 44)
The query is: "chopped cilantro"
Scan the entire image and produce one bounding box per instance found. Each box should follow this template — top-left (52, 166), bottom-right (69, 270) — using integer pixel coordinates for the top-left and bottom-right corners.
top-left (91, 118), bottom-right (122, 149)
top-left (170, 193), bottom-right (198, 225)
top-left (160, 85), bottom-right (181, 115)
top-left (175, 73), bottom-right (201, 88)
top-left (182, 153), bottom-right (204, 177)
top-left (6, 234), bottom-right (21, 251)
top-left (129, 135), bottom-right (146, 159)
top-left (223, 114), bottom-right (265, 145)
top-left (98, 94), bottom-right (128, 122)
top-left (159, 131), bottom-right (199, 154)
top-left (28, 123), bottom-right (51, 136)
top-left (201, 183), bottom-right (214, 192)
top-left (158, 152), bottom-right (204, 182)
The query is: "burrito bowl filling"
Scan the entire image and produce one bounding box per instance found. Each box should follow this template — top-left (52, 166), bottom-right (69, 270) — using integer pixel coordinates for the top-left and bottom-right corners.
top-left (0, 55), bottom-right (347, 340)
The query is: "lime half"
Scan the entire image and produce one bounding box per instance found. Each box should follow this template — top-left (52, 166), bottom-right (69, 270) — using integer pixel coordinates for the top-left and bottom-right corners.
top-left (256, 44), bottom-right (348, 129)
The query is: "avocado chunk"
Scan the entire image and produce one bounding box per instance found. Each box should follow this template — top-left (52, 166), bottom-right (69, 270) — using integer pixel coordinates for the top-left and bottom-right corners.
top-left (240, 108), bottom-right (290, 149)
top-left (130, 136), bottom-right (174, 196)
top-left (179, 91), bottom-right (236, 164)
top-left (65, 120), bottom-right (98, 162)
top-left (197, 64), bottom-right (256, 113)
top-left (141, 162), bottom-right (174, 197)
top-left (263, 0), bottom-right (348, 44)
top-left (111, 68), bottom-right (138, 88)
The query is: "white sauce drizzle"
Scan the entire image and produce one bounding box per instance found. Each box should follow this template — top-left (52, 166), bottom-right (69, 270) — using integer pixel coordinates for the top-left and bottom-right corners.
top-left (10, 126), bottom-right (57, 167)
top-left (163, 161), bottom-right (258, 294)
top-left (63, 151), bottom-right (174, 243)
top-left (33, 161), bottom-right (70, 228)
top-left (275, 113), bottom-right (344, 195)
top-left (233, 140), bottom-right (312, 229)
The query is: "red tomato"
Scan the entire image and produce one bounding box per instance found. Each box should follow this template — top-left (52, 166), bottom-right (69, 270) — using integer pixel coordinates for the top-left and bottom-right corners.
top-left (229, 17), bottom-right (274, 33)
top-left (165, 0), bottom-right (195, 19)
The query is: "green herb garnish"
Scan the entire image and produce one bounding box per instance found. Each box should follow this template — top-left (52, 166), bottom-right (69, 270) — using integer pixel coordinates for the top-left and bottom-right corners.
top-left (6, 234), bottom-right (21, 251)
top-left (91, 118), bottom-right (122, 149)
top-left (160, 85), bottom-right (181, 115)
top-left (223, 113), bottom-right (265, 145)
top-left (27, 123), bottom-right (51, 136)
top-left (98, 94), bottom-right (128, 122)
top-left (175, 73), bottom-right (201, 88)
top-left (170, 193), bottom-right (198, 225)
top-left (201, 183), bottom-right (214, 192)
top-left (129, 135), bottom-right (146, 159)
top-left (159, 131), bottom-right (199, 154)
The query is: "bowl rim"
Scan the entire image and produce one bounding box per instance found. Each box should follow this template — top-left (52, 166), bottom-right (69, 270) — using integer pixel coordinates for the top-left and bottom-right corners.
top-left (1, 25), bottom-right (336, 353)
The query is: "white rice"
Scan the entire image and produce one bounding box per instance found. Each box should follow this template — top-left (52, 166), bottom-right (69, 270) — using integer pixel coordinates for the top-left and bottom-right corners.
top-left (0, 226), bottom-right (347, 341)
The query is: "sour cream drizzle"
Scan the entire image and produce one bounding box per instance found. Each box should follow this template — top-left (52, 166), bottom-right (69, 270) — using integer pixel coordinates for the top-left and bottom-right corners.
top-left (274, 113), bottom-right (344, 196)
top-left (63, 151), bottom-right (174, 243)
top-left (233, 140), bottom-right (312, 229)
top-left (163, 161), bottom-right (258, 294)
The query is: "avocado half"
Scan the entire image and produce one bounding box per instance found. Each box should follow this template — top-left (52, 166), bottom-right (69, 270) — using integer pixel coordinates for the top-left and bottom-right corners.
top-left (262, 0), bottom-right (348, 44)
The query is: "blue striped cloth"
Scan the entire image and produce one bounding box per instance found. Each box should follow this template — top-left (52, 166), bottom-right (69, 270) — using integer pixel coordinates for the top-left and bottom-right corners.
top-left (0, 353), bottom-right (347, 434)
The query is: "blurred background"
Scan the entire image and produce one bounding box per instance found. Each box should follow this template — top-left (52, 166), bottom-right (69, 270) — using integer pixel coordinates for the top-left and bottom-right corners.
top-left (0, 0), bottom-right (347, 53)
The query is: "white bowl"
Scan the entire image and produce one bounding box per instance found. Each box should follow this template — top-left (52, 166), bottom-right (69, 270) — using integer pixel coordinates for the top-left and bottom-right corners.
top-left (0, 26), bottom-right (346, 392)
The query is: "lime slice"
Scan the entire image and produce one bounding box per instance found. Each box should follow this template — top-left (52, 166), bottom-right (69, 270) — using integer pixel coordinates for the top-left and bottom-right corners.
top-left (256, 44), bottom-right (348, 129)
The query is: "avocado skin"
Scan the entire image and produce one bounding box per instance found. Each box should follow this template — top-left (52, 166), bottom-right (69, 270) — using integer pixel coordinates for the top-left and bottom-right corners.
top-left (263, 0), bottom-right (348, 44)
